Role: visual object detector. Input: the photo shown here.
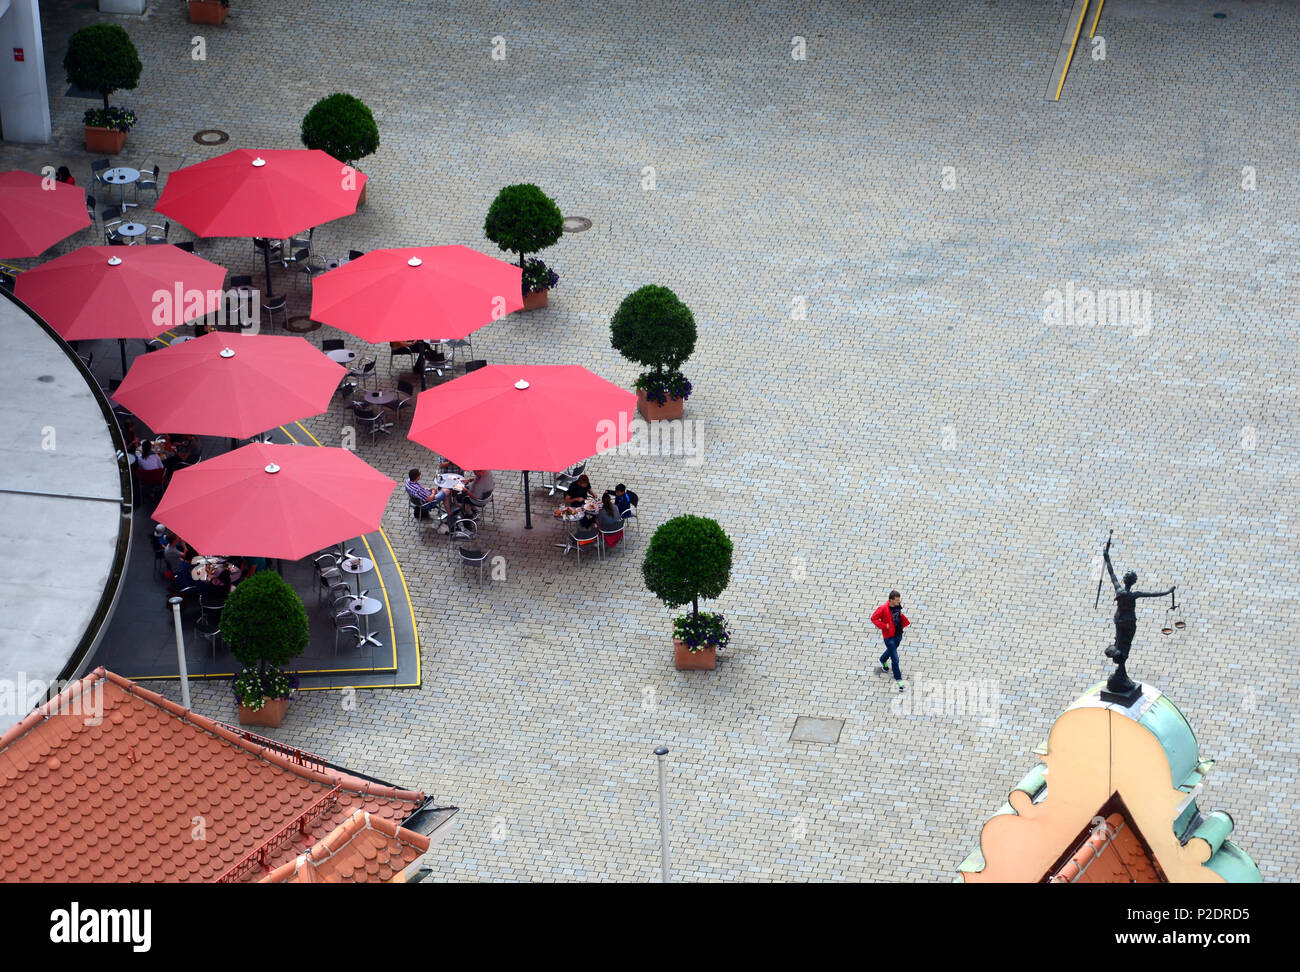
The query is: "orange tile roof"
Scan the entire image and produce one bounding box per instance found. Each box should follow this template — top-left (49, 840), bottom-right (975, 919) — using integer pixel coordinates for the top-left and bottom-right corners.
top-left (260, 809), bottom-right (431, 883)
top-left (0, 668), bottom-right (425, 883)
top-left (1050, 812), bottom-right (1162, 884)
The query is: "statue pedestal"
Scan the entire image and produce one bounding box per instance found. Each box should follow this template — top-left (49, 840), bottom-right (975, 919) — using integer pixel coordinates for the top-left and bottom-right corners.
top-left (1100, 682), bottom-right (1144, 707)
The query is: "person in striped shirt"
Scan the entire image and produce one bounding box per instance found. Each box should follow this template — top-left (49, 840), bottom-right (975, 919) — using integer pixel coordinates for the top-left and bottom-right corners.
top-left (405, 468), bottom-right (447, 518)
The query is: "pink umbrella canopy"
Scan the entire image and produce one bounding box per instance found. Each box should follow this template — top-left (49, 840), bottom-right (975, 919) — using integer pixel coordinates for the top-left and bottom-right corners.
top-left (13, 244), bottom-right (227, 342)
top-left (156, 148), bottom-right (366, 240)
top-left (154, 442), bottom-right (395, 561)
top-left (310, 245), bottom-right (524, 343)
top-left (409, 365), bottom-right (637, 527)
top-left (0, 170), bottom-right (90, 259)
top-left (112, 332), bottom-right (346, 440)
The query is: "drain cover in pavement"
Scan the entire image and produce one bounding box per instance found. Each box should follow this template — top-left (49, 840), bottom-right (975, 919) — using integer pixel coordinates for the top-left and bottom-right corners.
top-left (790, 716), bottom-right (844, 745)
top-left (193, 129), bottom-right (230, 146)
top-left (562, 216), bottom-right (592, 233)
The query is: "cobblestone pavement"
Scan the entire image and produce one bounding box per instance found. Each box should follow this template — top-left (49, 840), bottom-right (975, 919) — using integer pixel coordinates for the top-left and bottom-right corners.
top-left (5, 0), bottom-right (1297, 881)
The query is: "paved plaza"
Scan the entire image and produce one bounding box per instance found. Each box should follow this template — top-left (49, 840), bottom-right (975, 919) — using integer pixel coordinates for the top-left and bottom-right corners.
top-left (4, 0), bottom-right (1297, 880)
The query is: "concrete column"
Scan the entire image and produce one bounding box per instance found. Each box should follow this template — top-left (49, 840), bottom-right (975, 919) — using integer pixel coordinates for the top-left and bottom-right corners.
top-left (0, 0), bottom-right (52, 144)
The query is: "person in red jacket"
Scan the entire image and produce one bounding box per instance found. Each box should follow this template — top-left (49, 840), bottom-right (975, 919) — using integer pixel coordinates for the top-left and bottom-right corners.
top-left (871, 590), bottom-right (910, 691)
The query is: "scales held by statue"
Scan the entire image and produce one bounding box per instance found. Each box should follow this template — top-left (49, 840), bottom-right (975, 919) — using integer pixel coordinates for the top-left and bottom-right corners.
top-left (1094, 531), bottom-right (1186, 706)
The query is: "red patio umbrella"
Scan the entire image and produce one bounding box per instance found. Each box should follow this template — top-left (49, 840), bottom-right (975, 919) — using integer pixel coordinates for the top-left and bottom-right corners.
top-left (0, 170), bottom-right (90, 259)
top-left (408, 365), bottom-right (637, 528)
top-left (156, 148), bottom-right (366, 297)
top-left (14, 244), bottom-right (228, 373)
top-left (112, 332), bottom-right (346, 440)
top-left (310, 245), bottom-right (524, 344)
top-left (153, 442), bottom-right (395, 561)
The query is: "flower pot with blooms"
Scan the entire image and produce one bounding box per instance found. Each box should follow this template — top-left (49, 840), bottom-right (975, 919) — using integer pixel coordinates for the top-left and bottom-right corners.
top-left (81, 107), bottom-right (136, 155)
top-left (671, 611), bottom-right (731, 671)
top-left (634, 370), bottom-right (692, 422)
top-left (642, 515), bottom-right (734, 671)
top-left (233, 668), bottom-right (298, 728)
top-left (520, 257), bottom-right (559, 310)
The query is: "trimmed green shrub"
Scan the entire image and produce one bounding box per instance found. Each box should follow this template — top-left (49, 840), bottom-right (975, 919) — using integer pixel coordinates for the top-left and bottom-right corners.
top-left (64, 24), bottom-right (141, 111)
top-left (220, 571), bottom-right (309, 672)
top-left (301, 93), bottom-right (380, 167)
top-left (611, 285), bottom-right (697, 380)
top-left (484, 184), bottom-right (563, 266)
top-left (642, 515), bottom-right (733, 617)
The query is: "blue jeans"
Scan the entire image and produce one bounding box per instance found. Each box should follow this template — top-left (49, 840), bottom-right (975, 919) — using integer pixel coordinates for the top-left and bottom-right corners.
top-left (879, 636), bottom-right (903, 680)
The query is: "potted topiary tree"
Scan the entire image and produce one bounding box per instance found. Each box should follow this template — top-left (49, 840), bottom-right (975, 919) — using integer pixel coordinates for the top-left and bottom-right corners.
top-left (643, 515), bottom-right (733, 671)
top-left (64, 24), bottom-right (142, 155)
top-left (188, 0), bottom-right (231, 26)
top-left (484, 184), bottom-right (563, 309)
top-left (610, 284), bottom-right (697, 421)
top-left (220, 571), bottom-right (308, 727)
top-left (301, 93), bottom-right (379, 206)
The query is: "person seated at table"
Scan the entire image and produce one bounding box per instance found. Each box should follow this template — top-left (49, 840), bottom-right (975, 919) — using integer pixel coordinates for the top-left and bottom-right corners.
top-left (597, 494), bottom-right (624, 541)
top-left (466, 469), bottom-right (494, 502)
top-left (55, 166), bottom-right (76, 186)
top-left (162, 532), bottom-right (192, 576)
top-left (120, 418), bottom-right (141, 455)
top-left (405, 468), bottom-right (448, 518)
top-left (235, 555), bottom-right (266, 579)
top-left (613, 483), bottom-right (639, 516)
top-left (163, 433), bottom-right (200, 471)
top-left (565, 474), bottom-right (593, 505)
top-left (135, 439), bottom-right (165, 473)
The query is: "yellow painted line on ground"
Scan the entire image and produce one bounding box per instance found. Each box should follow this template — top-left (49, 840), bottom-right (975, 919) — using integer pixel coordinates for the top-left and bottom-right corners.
top-left (375, 522), bottom-right (422, 688)
top-left (1055, 0), bottom-right (1090, 102)
top-left (290, 419), bottom-right (417, 684)
top-left (1090, 0), bottom-right (1104, 38)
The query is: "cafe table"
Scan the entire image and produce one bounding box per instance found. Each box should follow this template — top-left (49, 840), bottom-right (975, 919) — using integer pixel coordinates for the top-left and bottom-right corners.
top-left (347, 596), bottom-right (384, 648)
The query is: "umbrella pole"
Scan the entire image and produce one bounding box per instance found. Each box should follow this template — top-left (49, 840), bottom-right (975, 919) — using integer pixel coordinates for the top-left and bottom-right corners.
top-left (262, 240), bottom-right (275, 300)
top-left (119, 339), bottom-right (128, 377)
top-left (524, 471), bottom-right (533, 529)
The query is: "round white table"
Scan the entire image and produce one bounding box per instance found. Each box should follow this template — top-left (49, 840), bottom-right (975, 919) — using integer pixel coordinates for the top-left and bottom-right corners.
top-left (102, 166), bottom-right (140, 208)
top-left (339, 555), bottom-right (374, 596)
top-left (118, 221), bottom-right (147, 242)
top-left (347, 596), bottom-right (384, 648)
top-left (365, 389), bottom-right (396, 406)
top-left (327, 349), bottom-right (357, 365)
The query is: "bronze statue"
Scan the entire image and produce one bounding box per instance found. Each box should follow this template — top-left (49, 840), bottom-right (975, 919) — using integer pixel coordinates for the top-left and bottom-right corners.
top-left (1099, 535), bottom-right (1175, 702)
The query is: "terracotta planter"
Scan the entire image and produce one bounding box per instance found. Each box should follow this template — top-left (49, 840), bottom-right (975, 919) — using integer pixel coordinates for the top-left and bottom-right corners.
top-left (673, 638), bottom-right (716, 671)
top-left (637, 388), bottom-right (685, 421)
top-left (189, 0), bottom-right (229, 25)
top-left (238, 697), bottom-right (288, 728)
top-left (522, 288), bottom-right (549, 311)
top-left (84, 126), bottom-right (127, 155)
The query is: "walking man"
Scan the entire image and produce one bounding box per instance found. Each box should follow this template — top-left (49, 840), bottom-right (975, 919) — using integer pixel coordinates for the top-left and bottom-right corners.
top-left (871, 590), bottom-right (910, 691)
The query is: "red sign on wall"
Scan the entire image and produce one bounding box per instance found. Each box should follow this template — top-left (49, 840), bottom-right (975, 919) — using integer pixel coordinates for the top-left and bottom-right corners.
top-left (13, 48), bottom-right (24, 62)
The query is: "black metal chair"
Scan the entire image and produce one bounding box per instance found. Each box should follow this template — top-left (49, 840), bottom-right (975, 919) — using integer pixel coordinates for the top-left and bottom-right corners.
top-left (136, 163), bottom-right (160, 202)
top-left (464, 359), bottom-right (487, 373)
top-left (90, 158), bottom-right (111, 187)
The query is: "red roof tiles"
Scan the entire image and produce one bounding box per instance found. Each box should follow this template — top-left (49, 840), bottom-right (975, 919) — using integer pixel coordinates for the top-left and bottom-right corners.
top-left (259, 809), bottom-right (431, 884)
top-left (0, 669), bottom-right (425, 882)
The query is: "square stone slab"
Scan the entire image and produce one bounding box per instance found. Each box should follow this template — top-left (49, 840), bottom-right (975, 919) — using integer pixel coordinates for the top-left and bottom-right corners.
top-left (790, 717), bottom-right (844, 745)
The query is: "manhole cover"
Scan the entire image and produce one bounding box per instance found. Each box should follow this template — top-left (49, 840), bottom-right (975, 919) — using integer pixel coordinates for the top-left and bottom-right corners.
top-left (562, 216), bottom-right (592, 233)
top-left (193, 129), bottom-right (230, 146)
top-left (285, 315), bottom-right (321, 334)
top-left (790, 716), bottom-right (844, 745)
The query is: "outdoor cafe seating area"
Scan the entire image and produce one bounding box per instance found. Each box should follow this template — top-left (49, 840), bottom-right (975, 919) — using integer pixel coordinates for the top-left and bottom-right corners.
top-left (3, 150), bottom-right (648, 665)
